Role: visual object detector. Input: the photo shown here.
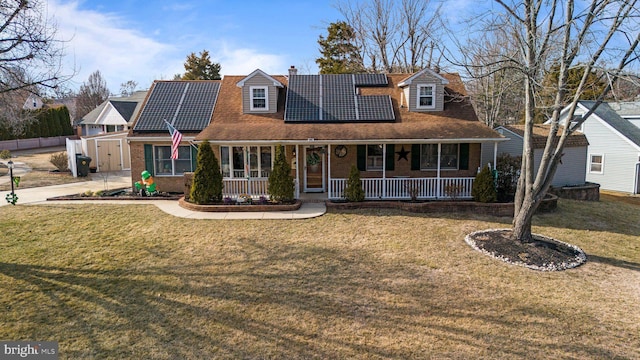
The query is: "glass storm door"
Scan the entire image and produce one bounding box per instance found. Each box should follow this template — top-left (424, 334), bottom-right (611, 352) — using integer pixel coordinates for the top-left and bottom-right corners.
top-left (304, 146), bottom-right (324, 192)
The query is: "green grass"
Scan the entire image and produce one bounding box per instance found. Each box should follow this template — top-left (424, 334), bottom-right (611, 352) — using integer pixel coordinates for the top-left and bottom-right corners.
top-left (0, 198), bottom-right (638, 359)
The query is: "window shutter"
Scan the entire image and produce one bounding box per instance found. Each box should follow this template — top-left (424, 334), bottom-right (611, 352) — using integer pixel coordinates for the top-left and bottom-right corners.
top-left (144, 144), bottom-right (154, 175)
top-left (357, 145), bottom-right (366, 171)
top-left (191, 144), bottom-right (198, 171)
top-left (385, 144), bottom-right (395, 171)
top-left (411, 144), bottom-right (420, 170)
top-left (459, 143), bottom-right (469, 170)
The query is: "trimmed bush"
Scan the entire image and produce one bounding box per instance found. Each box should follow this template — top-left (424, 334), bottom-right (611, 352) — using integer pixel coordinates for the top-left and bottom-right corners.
top-left (0, 149), bottom-right (11, 159)
top-left (472, 165), bottom-right (497, 203)
top-left (268, 144), bottom-right (295, 202)
top-left (344, 165), bottom-right (365, 202)
top-left (49, 152), bottom-right (69, 172)
top-left (496, 154), bottom-right (521, 202)
top-left (189, 141), bottom-right (222, 204)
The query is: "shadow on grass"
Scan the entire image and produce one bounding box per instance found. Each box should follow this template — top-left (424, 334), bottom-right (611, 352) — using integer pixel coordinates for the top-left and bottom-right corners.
top-left (586, 254), bottom-right (640, 272)
top-left (0, 237), bottom-right (629, 359)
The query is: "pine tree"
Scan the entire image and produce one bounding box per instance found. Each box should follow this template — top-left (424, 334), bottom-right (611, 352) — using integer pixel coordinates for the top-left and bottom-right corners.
top-left (316, 21), bottom-right (364, 74)
top-left (189, 141), bottom-right (222, 204)
top-left (181, 50), bottom-right (222, 80)
top-left (344, 165), bottom-right (365, 202)
top-left (472, 166), bottom-right (497, 203)
top-left (268, 145), bottom-right (295, 202)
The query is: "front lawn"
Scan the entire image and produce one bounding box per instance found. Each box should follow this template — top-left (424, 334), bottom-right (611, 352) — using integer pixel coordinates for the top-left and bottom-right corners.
top-left (0, 198), bottom-right (638, 359)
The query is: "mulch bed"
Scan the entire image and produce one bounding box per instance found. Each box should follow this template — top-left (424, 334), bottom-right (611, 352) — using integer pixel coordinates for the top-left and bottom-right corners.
top-left (465, 229), bottom-right (587, 271)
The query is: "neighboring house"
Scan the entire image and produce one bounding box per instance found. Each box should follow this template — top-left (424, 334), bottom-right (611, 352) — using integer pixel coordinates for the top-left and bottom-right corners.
top-left (22, 93), bottom-right (44, 110)
top-left (495, 124), bottom-right (589, 187)
top-left (129, 67), bottom-right (506, 198)
top-left (78, 91), bottom-right (147, 136)
top-left (553, 100), bottom-right (640, 194)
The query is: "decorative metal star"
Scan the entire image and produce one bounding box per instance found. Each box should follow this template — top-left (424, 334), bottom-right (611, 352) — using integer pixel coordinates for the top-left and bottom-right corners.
top-left (396, 146), bottom-right (410, 161)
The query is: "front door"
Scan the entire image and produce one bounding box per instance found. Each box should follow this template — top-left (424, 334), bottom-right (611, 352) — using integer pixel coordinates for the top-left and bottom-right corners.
top-left (304, 146), bottom-right (325, 192)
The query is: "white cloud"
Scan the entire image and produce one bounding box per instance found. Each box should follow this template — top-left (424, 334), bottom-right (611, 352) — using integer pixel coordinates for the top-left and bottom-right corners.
top-left (48, 0), bottom-right (174, 93)
top-left (212, 42), bottom-right (287, 76)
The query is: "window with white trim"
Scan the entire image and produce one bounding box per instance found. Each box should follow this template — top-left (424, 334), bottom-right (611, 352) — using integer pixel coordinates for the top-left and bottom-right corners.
top-left (417, 84), bottom-right (436, 109)
top-left (367, 144), bottom-right (384, 170)
top-left (250, 86), bottom-right (268, 111)
top-left (221, 146), bottom-right (273, 178)
top-left (154, 146), bottom-right (193, 176)
top-left (589, 154), bottom-right (604, 174)
top-left (420, 144), bottom-right (459, 170)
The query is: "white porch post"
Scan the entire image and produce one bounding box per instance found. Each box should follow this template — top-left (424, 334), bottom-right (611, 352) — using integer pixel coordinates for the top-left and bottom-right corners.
top-left (327, 144), bottom-right (332, 198)
top-left (436, 143), bottom-right (442, 198)
top-left (382, 143), bottom-right (387, 198)
top-left (295, 144), bottom-right (300, 197)
top-left (493, 141), bottom-right (498, 170)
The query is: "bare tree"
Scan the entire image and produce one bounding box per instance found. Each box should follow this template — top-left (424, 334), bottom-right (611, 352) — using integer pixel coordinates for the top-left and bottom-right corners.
top-left (335, 0), bottom-right (445, 73)
top-left (461, 0), bottom-right (639, 242)
top-left (119, 80), bottom-right (138, 97)
top-left (75, 70), bottom-right (110, 119)
top-left (0, 0), bottom-right (68, 94)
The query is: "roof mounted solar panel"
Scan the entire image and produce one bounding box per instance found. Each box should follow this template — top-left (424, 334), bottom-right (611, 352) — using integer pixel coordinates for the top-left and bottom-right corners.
top-left (357, 95), bottom-right (395, 121)
top-left (353, 73), bottom-right (388, 86)
top-left (285, 75), bottom-right (321, 122)
top-left (322, 74), bottom-right (356, 121)
top-left (133, 81), bottom-right (220, 132)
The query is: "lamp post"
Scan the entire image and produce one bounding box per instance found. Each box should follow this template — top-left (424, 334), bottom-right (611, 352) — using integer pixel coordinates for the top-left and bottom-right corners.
top-left (5, 160), bottom-right (18, 205)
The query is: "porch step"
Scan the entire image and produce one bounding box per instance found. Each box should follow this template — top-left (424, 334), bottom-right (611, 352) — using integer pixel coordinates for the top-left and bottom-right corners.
top-left (299, 193), bottom-right (328, 203)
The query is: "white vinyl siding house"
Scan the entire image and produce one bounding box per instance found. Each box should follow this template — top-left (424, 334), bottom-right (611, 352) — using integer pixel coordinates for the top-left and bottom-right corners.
top-left (495, 125), bottom-right (588, 187)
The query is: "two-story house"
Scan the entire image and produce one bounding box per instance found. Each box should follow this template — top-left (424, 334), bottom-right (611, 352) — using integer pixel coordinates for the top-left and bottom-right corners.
top-left (128, 67), bottom-right (506, 200)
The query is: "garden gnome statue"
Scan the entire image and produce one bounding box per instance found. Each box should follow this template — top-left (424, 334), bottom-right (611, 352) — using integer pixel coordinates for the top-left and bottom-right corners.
top-left (134, 170), bottom-right (157, 196)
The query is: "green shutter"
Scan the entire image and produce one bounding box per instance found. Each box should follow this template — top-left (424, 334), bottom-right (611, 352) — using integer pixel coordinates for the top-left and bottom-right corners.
top-left (191, 144), bottom-right (198, 171)
top-left (144, 144), bottom-right (154, 175)
top-left (459, 143), bottom-right (469, 170)
top-left (385, 144), bottom-right (395, 171)
top-left (411, 144), bottom-right (421, 170)
top-left (357, 145), bottom-right (366, 171)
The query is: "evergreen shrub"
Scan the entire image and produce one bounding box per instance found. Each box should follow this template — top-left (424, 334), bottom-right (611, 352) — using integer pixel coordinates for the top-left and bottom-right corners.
top-left (189, 141), bottom-right (222, 204)
top-left (472, 165), bottom-right (497, 203)
top-left (344, 165), bottom-right (365, 202)
top-left (268, 145), bottom-right (295, 202)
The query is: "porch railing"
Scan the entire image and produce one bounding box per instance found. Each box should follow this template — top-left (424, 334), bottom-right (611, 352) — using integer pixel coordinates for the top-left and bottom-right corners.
top-left (223, 178), bottom-right (300, 200)
top-left (328, 177), bottom-right (474, 200)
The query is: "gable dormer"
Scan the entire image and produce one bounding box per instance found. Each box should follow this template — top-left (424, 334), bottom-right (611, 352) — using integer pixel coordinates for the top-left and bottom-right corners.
top-left (236, 69), bottom-right (284, 114)
top-left (398, 68), bottom-right (449, 112)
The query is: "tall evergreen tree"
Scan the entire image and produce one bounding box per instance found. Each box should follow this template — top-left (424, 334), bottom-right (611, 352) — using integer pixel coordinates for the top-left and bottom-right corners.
top-left (190, 141), bottom-right (222, 204)
top-left (316, 21), bottom-right (364, 74)
top-left (268, 145), bottom-right (295, 202)
top-left (181, 50), bottom-right (222, 80)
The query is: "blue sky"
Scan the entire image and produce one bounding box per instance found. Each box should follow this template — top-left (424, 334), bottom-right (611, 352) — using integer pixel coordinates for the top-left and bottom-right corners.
top-left (48, 0), bottom-right (348, 93)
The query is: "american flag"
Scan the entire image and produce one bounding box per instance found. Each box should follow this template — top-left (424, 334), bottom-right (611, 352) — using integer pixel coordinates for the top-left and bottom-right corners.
top-left (164, 120), bottom-right (183, 160)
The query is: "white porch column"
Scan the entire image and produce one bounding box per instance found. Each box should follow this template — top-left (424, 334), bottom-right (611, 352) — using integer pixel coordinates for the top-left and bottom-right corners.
top-left (436, 143), bottom-right (442, 198)
top-left (493, 141), bottom-right (498, 170)
top-left (327, 144), bottom-right (332, 198)
top-left (295, 144), bottom-right (300, 197)
top-left (382, 143), bottom-right (387, 198)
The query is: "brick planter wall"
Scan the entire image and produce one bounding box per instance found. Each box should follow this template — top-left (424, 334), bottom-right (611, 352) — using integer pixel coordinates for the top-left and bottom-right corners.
top-left (325, 194), bottom-right (558, 217)
top-left (178, 197), bottom-right (302, 212)
top-left (550, 182), bottom-right (600, 201)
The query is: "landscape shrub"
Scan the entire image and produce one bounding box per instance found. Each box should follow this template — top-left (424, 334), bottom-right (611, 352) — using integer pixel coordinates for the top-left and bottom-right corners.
top-left (190, 141), bottom-right (222, 204)
top-left (0, 149), bottom-right (10, 159)
top-left (49, 151), bottom-right (69, 172)
top-left (344, 165), bottom-right (365, 202)
top-left (496, 154), bottom-right (521, 202)
top-left (472, 165), bottom-right (497, 203)
top-left (268, 145), bottom-right (295, 202)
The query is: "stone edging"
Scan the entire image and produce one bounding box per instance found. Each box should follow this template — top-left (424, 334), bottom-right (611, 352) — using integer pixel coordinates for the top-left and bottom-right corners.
top-left (464, 228), bottom-right (587, 271)
top-left (178, 197), bottom-right (302, 212)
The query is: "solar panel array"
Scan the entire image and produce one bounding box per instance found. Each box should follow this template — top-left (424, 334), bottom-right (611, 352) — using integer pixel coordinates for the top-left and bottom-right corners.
top-left (133, 81), bottom-right (220, 132)
top-left (285, 75), bottom-right (321, 121)
top-left (285, 74), bottom-right (394, 123)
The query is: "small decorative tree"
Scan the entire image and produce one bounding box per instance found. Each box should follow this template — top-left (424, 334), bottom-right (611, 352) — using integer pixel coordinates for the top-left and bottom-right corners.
top-left (344, 165), bottom-right (365, 202)
top-left (268, 144), bottom-right (295, 203)
top-left (190, 140), bottom-right (222, 204)
top-left (472, 165), bottom-right (497, 203)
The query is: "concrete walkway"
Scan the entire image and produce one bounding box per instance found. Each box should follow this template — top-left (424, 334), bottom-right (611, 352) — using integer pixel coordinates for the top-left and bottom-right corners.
top-left (0, 170), bottom-right (326, 219)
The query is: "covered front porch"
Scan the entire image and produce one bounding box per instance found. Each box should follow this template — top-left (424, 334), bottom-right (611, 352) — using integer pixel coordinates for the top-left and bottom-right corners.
top-left (217, 141), bottom-right (502, 201)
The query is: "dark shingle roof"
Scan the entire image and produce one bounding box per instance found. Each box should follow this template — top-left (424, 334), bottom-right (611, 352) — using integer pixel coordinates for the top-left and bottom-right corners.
top-left (580, 100), bottom-right (640, 147)
top-left (501, 124), bottom-right (589, 148)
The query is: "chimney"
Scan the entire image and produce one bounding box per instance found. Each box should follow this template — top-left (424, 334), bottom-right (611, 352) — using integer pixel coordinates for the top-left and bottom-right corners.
top-left (288, 65), bottom-right (297, 77)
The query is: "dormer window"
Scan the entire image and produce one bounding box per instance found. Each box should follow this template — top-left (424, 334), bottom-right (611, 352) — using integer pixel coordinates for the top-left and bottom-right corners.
top-left (417, 84), bottom-right (435, 109)
top-left (250, 86), bottom-right (268, 111)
